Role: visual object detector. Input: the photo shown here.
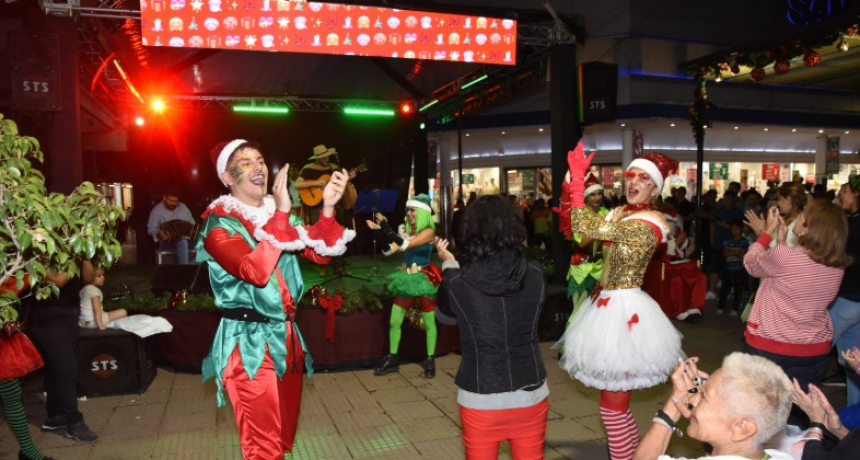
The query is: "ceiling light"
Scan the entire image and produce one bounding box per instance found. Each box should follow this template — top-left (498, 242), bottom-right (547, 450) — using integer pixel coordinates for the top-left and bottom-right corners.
top-left (670, 123), bottom-right (675, 127)
top-left (465, 133), bottom-right (470, 137)
top-left (501, 131), bottom-right (506, 135)
top-left (764, 128), bottom-right (769, 131)
top-left (733, 126), bottom-right (739, 130)
top-left (791, 128), bottom-right (797, 132)
top-left (620, 123), bottom-right (626, 127)
top-left (538, 128), bottom-right (544, 132)
top-left (818, 129), bottom-right (824, 133)
top-left (846, 131), bottom-right (851, 135)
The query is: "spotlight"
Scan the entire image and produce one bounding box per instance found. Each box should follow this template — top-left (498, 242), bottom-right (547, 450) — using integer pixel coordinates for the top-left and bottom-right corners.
top-left (400, 102), bottom-right (413, 115)
top-left (134, 116), bottom-right (145, 126)
top-left (151, 98), bottom-right (165, 113)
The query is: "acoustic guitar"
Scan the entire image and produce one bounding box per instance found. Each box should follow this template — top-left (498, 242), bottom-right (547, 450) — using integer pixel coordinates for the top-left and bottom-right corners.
top-left (299, 161), bottom-right (367, 208)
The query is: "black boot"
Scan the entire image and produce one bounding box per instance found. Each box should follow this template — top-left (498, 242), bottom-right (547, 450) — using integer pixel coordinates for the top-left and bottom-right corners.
top-left (423, 356), bottom-right (436, 379)
top-left (374, 354), bottom-right (399, 376)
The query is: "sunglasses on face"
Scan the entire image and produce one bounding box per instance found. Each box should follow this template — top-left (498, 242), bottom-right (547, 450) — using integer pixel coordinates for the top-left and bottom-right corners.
top-left (623, 171), bottom-right (653, 185)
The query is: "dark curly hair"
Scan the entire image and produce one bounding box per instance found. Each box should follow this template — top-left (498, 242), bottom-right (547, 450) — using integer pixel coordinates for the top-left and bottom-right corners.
top-left (457, 195), bottom-right (527, 265)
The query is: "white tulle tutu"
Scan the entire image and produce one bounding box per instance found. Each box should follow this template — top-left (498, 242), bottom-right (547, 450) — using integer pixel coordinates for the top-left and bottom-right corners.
top-left (556, 287), bottom-right (684, 391)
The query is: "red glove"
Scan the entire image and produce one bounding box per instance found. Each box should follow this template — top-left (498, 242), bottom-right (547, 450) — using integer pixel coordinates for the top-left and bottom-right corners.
top-left (567, 141), bottom-right (595, 208)
top-left (552, 181), bottom-right (572, 239)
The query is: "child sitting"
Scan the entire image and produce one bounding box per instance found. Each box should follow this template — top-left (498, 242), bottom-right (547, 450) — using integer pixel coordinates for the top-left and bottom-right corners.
top-left (79, 267), bottom-right (127, 330)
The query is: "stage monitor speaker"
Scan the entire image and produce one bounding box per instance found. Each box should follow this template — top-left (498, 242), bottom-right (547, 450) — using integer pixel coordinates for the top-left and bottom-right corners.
top-left (151, 264), bottom-right (211, 297)
top-left (75, 329), bottom-right (157, 397)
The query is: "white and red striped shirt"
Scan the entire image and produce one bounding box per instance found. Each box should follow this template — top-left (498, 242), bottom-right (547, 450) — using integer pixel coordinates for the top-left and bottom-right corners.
top-left (744, 233), bottom-right (844, 357)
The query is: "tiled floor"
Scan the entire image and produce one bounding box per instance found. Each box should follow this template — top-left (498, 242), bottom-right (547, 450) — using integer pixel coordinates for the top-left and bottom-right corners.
top-left (0, 301), bottom-right (847, 460)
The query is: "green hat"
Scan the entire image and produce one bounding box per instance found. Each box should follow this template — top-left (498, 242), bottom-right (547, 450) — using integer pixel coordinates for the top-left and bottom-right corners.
top-left (406, 194), bottom-right (433, 215)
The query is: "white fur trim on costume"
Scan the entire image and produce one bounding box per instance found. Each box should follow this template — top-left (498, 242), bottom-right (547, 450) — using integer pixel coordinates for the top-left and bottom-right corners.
top-left (209, 195), bottom-right (306, 250)
top-left (442, 259), bottom-right (460, 270)
top-left (382, 245), bottom-right (396, 256)
top-left (253, 228), bottom-right (306, 252)
top-left (622, 214), bottom-right (668, 243)
top-left (584, 184), bottom-right (604, 197)
top-left (627, 158), bottom-right (664, 192)
top-left (295, 226), bottom-right (357, 257)
top-left (216, 139), bottom-right (248, 183)
top-left (405, 199), bottom-right (432, 214)
top-left (397, 239), bottom-right (410, 252)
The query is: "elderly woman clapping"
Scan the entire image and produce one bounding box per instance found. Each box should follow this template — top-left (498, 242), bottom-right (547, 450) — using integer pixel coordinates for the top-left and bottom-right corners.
top-left (633, 352), bottom-right (794, 460)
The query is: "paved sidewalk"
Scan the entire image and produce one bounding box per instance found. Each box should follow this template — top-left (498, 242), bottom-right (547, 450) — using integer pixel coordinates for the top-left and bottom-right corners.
top-left (0, 304), bottom-right (846, 460)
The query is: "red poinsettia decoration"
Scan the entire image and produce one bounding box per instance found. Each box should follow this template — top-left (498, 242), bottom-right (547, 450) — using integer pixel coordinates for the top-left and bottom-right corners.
top-left (750, 67), bottom-right (766, 82)
top-left (774, 59), bottom-right (791, 75)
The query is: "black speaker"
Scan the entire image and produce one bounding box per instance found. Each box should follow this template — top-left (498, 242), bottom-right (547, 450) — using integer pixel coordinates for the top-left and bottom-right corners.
top-left (75, 329), bottom-right (157, 397)
top-left (578, 61), bottom-right (618, 126)
top-left (151, 264), bottom-right (211, 297)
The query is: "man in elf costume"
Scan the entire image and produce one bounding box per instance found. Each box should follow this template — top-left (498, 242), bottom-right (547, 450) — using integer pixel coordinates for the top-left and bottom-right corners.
top-left (566, 173), bottom-right (610, 319)
top-left (197, 139), bottom-right (355, 460)
top-left (366, 194), bottom-right (439, 379)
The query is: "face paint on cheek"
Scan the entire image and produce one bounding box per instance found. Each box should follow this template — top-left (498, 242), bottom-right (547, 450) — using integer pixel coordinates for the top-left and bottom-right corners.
top-left (230, 166), bottom-right (244, 186)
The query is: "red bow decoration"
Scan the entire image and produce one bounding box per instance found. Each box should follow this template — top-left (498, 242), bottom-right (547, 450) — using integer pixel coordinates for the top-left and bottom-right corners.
top-left (628, 313), bottom-right (640, 330)
top-left (420, 264), bottom-right (443, 287)
top-left (570, 251), bottom-right (586, 266)
top-left (318, 292), bottom-right (344, 343)
top-left (596, 297), bottom-right (611, 308)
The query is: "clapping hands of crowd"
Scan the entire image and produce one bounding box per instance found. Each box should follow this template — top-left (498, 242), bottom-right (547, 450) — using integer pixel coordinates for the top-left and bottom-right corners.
top-left (322, 169), bottom-right (349, 210)
top-left (842, 346), bottom-right (860, 371)
top-left (436, 239), bottom-right (455, 263)
top-left (272, 163), bottom-right (292, 212)
top-left (791, 379), bottom-right (850, 439)
top-left (745, 207), bottom-right (786, 243)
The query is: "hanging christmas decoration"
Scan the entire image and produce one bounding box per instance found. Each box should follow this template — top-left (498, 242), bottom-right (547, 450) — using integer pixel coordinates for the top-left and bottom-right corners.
top-left (774, 59), bottom-right (791, 74)
top-left (750, 67), bottom-right (766, 82)
top-left (803, 50), bottom-right (822, 67)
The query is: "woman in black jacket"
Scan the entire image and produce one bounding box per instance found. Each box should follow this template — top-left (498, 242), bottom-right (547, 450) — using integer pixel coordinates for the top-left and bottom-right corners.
top-left (436, 194), bottom-right (548, 460)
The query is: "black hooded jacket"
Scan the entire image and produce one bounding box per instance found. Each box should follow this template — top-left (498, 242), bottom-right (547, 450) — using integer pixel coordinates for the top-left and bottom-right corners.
top-left (436, 249), bottom-right (547, 394)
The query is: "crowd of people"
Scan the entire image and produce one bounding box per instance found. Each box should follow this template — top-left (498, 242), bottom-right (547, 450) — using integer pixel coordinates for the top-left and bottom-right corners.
top-left (5, 137), bottom-right (860, 460)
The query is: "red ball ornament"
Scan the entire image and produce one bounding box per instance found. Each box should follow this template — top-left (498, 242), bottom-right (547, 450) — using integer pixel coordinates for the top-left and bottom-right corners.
top-left (774, 59), bottom-right (791, 75)
top-left (803, 50), bottom-right (821, 67)
top-left (750, 67), bottom-right (766, 82)
top-left (848, 26), bottom-right (855, 36)
top-left (730, 62), bottom-right (740, 75)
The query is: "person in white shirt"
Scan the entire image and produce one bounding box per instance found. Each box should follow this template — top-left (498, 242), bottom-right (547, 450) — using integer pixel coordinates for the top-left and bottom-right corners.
top-left (78, 267), bottom-right (127, 330)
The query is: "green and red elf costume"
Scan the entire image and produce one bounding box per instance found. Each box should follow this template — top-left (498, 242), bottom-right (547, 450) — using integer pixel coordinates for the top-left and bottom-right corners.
top-left (0, 275), bottom-right (55, 460)
top-left (370, 194), bottom-right (440, 379)
top-left (197, 193), bottom-right (354, 459)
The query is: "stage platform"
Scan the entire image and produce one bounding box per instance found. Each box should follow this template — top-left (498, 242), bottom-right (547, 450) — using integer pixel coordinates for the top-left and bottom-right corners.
top-left (106, 254), bottom-right (569, 373)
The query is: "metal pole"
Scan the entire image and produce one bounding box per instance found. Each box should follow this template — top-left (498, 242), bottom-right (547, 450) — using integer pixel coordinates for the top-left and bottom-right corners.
top-left (457, 118), bottom-right (464, 203)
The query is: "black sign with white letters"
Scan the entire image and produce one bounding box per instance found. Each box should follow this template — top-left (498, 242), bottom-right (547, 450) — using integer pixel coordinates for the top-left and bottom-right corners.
top-left (10, 31), bottom-right (62, 112)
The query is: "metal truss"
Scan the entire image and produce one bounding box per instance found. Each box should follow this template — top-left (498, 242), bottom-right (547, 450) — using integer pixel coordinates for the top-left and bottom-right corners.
top-left (41, 0), bottom-right (141, 19)
top-left (160, 95), bottom-right (401, 113)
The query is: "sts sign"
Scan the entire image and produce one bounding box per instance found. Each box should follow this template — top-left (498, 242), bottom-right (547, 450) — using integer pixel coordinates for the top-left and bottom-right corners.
top-left (786, 0), bottom-right (854, 25)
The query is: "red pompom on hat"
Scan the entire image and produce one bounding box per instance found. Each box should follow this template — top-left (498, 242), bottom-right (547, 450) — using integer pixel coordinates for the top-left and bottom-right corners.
top-left (584, 173), bottom-right (603, 197)
top-left (627, 152), bottom-right (678, 193)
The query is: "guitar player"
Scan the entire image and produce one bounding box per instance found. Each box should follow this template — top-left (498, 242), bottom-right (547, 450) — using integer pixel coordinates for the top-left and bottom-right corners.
top-left (295, 144), bottom-right (356, 276)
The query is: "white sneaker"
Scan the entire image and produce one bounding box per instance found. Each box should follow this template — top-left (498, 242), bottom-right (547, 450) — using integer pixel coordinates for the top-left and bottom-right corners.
top-left (706, 291), bottom-right (718, 300)
top-left (676, 311), bottom-right (690, 321)
top-left (687, 308), bottom-right (702, 316)
top-left (716, 309), bottom-right (724, 315)
top-left (729, 310), bottom-right (738, 317)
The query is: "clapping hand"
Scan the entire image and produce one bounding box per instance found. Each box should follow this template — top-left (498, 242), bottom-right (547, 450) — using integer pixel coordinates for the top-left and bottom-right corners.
top-left (436, 239), bottom-right (455, 262)
top-left (792, 379), bottom-right (849, 438)
top-left (842, 346), bottom-right (860, 370)
top-left (272, 163), bottom-right (292, 212)
top-left (744, 209), bottom-right (766, 236)
top-left (322, 169), bottom-right (349, 210)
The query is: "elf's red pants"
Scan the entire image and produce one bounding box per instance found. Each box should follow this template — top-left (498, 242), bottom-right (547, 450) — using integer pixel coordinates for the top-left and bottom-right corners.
top-left (222, 344), bottom-right (304, 460)
top-left (459, 398), bottom-right (548, 460)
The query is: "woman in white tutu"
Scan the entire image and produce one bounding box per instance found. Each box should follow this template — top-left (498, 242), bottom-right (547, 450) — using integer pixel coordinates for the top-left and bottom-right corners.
top-left (556, 143), bottom-right (685, 460)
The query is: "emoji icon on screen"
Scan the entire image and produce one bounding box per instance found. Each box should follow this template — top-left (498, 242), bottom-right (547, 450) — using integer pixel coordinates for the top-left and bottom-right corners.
top-left (170, 17), bottom-right (184, 31)
top-left (188, 35), bottom-right (204, 47)
top-left (169, 37), bottom-right (185, 46)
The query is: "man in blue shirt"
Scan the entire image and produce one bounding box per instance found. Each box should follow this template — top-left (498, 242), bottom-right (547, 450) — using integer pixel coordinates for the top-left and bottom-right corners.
top-left (147, 187), bottom-right (196, 264)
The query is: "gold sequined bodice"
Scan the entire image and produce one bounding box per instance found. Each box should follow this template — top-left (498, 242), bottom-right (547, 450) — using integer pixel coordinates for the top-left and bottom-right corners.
top-left (569, 207), bottom-right (665, 290)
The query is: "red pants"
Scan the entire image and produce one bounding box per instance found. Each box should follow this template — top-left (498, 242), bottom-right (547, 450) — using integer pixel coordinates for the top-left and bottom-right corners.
top-left (223, 345), bottom-right (304, 460)
top-left (666, 261), bottom-right (707, 317)
top-left (460, 399), bottom-right (548, 460)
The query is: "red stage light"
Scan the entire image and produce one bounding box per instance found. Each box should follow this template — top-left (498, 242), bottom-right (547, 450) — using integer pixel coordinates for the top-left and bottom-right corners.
top-left (151, 98), bottom-right (166, 113)
top-left (134, 116), bottom-right (145, 126)
top-left (400, 102), bottom-right (413, 115)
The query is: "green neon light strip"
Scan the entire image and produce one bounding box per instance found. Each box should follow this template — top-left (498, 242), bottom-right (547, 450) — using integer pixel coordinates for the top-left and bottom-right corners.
top-left (232, 105), bottom-right (290, 114)
top-left (460, 74), bottom-right (488, 89)
top-left (419, 99), bottom-right (439, 112)
top-left (343, 107), bottom-right (396, 116)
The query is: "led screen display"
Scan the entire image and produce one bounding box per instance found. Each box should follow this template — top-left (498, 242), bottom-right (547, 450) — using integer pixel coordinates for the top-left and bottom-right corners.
top-left (141, 0), bottom-right (517, 65)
